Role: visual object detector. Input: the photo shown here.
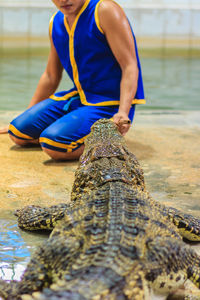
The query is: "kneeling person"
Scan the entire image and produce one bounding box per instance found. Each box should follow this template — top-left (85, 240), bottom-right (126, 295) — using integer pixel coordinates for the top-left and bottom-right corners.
top-left (8, 0), bottom-right (145, 160)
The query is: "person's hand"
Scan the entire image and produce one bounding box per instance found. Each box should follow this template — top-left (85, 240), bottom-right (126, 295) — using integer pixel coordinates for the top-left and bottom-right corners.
top-left (112, 112), bottom-right (131, 136)
top-left (0, 126), bottom-right (9, 134)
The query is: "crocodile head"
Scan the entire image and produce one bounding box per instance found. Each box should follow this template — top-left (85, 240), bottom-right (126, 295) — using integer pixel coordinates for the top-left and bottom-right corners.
top-left (80, 119), bottom-right (127, 164)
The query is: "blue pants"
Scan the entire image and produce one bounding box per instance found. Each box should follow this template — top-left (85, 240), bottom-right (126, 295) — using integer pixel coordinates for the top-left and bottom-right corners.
top-left (9, 92), bottom-right (135, 153)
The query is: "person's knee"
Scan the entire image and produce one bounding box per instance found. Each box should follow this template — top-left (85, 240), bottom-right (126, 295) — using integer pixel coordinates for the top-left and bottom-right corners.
top-left (40, 126), bottom-right (85, 160)
top-left (9, 134), bottom-right (30, 146)
top-left (41, 147), bottom-right (63, 160)
top-left (41, 146), bottom-right (84, 161)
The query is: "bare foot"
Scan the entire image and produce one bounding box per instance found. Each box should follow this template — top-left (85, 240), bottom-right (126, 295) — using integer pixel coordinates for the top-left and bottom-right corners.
top-left (0, 126), bottom-right (9, 134)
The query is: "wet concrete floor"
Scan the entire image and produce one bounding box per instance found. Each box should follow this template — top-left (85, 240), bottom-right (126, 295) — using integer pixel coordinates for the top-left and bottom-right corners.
top-left (0, 110), bottom-right (200, 298)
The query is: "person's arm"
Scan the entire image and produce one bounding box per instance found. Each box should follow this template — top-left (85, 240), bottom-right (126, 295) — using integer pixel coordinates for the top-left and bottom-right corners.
top-left (0, 35), bottom-right (63, 134)
top-left (28, 36), bottom-right (63, 108)
top-left (98, 1), bottom-right (139, 135)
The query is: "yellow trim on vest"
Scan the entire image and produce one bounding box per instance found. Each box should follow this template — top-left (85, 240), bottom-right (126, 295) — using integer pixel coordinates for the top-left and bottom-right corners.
top-left (9, 124), bottom-right (33, 140)
top-left (94, 0), bottom-right (104, 34)
top-left (49, 12), bottom-right (57, 37)
top-left (49, 92), bottom-right (145, 105)
top-left (63, 16), bottom-right (70, 35)
top-left (77, 98), bottom-right (146, 107)
top-left (133, 99), bottom-right (146, 105)
top-left (63, 0), bottom-right (145, 107)
top-left (64, 0), bottom-right (93, 106)
top-left (49, 91), bottom-right (78, 101)
top-left (39, 135), bottom-right (88, 152)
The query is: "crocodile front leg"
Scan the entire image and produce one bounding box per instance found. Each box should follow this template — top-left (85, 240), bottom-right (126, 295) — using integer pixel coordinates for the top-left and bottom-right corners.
top-left (166, 207), bottom-right (200, 242)
top-left (146, 197), bottom-right (200, 242)
top-left (14, 203), bottom-right (70, 231)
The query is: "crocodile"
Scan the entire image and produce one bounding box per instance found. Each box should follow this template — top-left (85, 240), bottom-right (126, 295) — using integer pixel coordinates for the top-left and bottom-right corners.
top-left (1, 118), bottom-right (200, 300)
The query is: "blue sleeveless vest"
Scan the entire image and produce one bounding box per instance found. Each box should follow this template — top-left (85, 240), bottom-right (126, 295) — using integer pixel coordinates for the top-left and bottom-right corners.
top-left (50, 0), bottom-right (145, 106)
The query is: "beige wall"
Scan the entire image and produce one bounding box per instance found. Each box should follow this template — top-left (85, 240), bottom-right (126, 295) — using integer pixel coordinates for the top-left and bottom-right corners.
top-left (0, 0), bottom-right (200, 49)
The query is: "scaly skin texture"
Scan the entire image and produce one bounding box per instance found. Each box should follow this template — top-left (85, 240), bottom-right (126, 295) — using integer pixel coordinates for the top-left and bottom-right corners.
top-left (1, 119), bottom-right (200, 300)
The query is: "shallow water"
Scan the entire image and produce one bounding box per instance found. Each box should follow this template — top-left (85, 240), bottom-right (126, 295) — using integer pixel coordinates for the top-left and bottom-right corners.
top-left (0, 54), bottom-right (200, 111)
top-left (141, 57), bottom-right (200, 111)
top-left (0, 211), bottom-right (48, 281)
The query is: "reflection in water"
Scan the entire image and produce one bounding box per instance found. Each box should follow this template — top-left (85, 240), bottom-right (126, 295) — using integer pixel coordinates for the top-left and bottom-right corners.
top-left (0, 216), bottom-right (48, 281)
top-left (0, 53), bottom-right (200, 111)
top-left (0, 53), bottom-right (72, 111)
top-left (140, 57), bottom-right (200, 111)
top-left (0, 262), bottom-right (26, 282)
top-left (0, 220), bottom-right (29, 280)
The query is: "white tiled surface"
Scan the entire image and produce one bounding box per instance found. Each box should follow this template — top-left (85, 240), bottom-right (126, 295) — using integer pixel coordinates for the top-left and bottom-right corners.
top-left (0, 0), bottom-right (199, 44)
